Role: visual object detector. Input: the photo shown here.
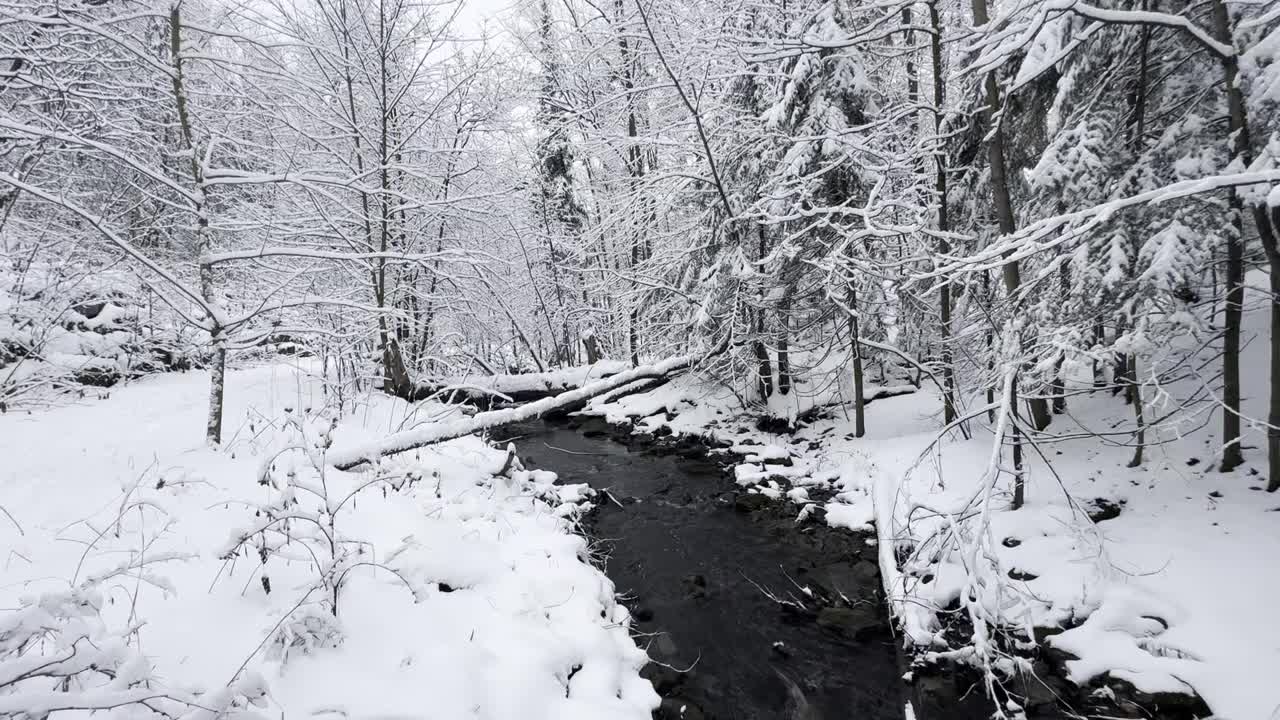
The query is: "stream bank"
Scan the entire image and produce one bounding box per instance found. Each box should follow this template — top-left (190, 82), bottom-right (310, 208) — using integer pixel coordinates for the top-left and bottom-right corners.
top-left (602, 410), bottom-right (1211, 720)
top-left (493, 407), bottom-right (1215, 720)
top-left (495, 415), bottom-right (984, 720)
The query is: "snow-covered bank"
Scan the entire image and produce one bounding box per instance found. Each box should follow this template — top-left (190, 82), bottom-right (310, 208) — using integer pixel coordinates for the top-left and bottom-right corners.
top-left (585, 356), bottom-right (1280, 719)
top-left (0, 363), bottom-right (658, 719)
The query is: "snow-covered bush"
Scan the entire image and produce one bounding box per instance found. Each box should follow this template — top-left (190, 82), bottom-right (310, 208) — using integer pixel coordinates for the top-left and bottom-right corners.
top-left (218, 407), bottom-right (418, 626)
top-left (267, 603), bottom-right (344, 664)
top-left (2, 464), bottom-right (269, 720)
top-left (0, 586), bottom-right (269, 720)
top-left (0, 254), bottom-right (199, 408)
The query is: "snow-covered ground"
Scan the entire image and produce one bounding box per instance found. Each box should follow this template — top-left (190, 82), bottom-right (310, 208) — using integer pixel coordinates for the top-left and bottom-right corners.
top-left (587, 306), bottom-right (1280, 719)
top-left (6, 311), bottom-right (1278, 720)
top-left (831, 388), bottom-right (1280, 720)
top-left (0, 363), bottom-right (657, 719)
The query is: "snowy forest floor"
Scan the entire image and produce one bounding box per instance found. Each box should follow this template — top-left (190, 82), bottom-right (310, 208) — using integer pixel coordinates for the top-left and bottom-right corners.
top-left (2, 320), bottom-right (1277, 719)
top-left (583, 305), bottom-right (1280, 719)
top-left (0, 363), bottom-right (657, 719)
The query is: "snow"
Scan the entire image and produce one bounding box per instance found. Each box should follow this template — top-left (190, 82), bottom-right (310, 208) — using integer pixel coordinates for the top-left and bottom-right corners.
top-left (331, 353), bottom-right (697, 468)
top-left (0, 259), bottom-right (191, 404)
top-left (423, 361), bottom-right (632, 399)
top-left (583, 295), bottom-right (1280, 719)
top-left (0, 362), bottom-right (658, 719)
top-left (824, 497), bottom-right (873, 532)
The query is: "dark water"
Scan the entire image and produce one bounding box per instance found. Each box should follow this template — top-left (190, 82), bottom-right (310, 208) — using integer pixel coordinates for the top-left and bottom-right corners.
top-left (495, 418), bottom-right (909, 720)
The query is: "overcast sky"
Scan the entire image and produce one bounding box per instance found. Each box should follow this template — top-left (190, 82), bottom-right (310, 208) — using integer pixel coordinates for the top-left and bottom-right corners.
top-left (451, 0), bottom-right (518, 42)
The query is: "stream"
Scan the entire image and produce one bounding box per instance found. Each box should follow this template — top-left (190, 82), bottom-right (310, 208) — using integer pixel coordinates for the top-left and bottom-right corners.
top-left (495, 416), bottom-right (948, 720)
top-left (485, 413), bottom-right (1212, 720)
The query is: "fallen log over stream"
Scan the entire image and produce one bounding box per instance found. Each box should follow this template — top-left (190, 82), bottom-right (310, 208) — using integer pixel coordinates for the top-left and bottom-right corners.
top-left (405, 361), bottom-right (631, 405)
top-left (330, 353), bottom-right (699, 471)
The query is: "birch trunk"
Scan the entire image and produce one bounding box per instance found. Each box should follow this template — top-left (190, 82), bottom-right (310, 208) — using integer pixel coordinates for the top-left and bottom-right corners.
top-left (168, 4), bottom-right (224, 444)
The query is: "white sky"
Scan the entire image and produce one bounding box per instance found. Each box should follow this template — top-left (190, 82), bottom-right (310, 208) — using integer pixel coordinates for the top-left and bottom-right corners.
top-left (451, 0), bottom-right (519, 41)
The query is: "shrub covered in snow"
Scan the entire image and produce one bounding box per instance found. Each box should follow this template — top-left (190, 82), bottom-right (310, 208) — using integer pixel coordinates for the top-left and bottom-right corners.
top-left (0, 586), bottom-right (270, 720)
top-left (219, 406), bottom-right (410, 620)
top-left (0, 256), bottom-right (200, 407)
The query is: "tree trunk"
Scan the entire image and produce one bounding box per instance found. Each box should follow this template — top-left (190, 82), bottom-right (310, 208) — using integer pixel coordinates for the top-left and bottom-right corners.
top-left (374, 4), bottom-right (413, 398)
top-left (927, 0), bottom-right (957, 426)
top-left (619, 1), bottom-right (645, 369)
top-left (985, 273), bottom-right (996, 422)
top-left (332, 351), bottom-right (710, 470)
top-left (777, 290), bottom-right (792, 396)
top-left (1051, 359), bottom-right (1066, 414)
top-left (1219, 212), bottom-right (1245, 470)
top-left (1113, 350), bottom-right (1128, 397)
top-left (1127, 354), bottom-right (1146, 467)
top-left (970, 0), bottom-right (1050, 434)
top-left (754, 309), bottom-right (773, 400)
top-left (848, 284), bottom-right (866, 438)
top-left (206, 344), bottom-right (226, 444)
top-left (585, 333), bottom-right (603, 364)
top-left (970, 0), bottom-right (1035, 504)
top-left (1210, 0), bottom-right (1247, 472)
top-left (1117, 15), bottom-right (1153, 464)
top-left (1010, 381), bottom-right (1025, 509)
top-left (1092, 322), bottom-right (1105, 388)
top-left (1266, 207), bottom-right (1280, 491)
top-left (1051, 261), bottom-right (1069, 414)
top-left (754, 225), bottom-right (773, 400)
top-left (168, 5), bottom-right (224, 444)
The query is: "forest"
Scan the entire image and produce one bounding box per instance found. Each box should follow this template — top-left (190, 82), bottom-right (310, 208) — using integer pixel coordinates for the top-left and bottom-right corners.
top-left (1, 0), bottom-right (1278, 717)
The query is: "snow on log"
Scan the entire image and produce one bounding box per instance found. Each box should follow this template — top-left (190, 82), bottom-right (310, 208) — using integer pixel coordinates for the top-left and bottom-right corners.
top-left (413, 360), bottom-right (631, 404)
top-left (330, 354), bottom-right (698, 471)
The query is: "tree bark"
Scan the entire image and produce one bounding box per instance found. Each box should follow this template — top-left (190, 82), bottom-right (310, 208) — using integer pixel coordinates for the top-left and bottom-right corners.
top-left (927, 0), bottom-right (957, 426)
top-left (754, 225), bottom-right (773, 400)
top-left (1051, 255), bottom-right (1069, 413)
top-left (777, 290), bottom-right (792, 396)
top-left (168, 5), bottom-right (223, 444)
top-left (1092, 323), bottom-right (1104, 388)
top-left (970, 0), bottom-right (1050, 435)
top-left (848, 284), bottom-right (866, 438)
top-left (1127, 354), bottom-right (1146, 467)
top-left (1010, 382), bottom-right (1025, 509)
top-left (1122, 15), bottom-right (1152, 463)
top-left (618, 0), bottom-right (644, 368)
top-left (969, 0), bottom-right (1034, 504)
top-left (1210, 0), bottom-right (1247, 472)
top-left (1266, 206), bottom-right (1280, 491)
top-left (375, 0), bottom-right (413, 398)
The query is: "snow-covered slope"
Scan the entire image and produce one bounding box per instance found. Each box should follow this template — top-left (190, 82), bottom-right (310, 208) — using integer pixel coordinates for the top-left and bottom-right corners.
top-left (0, 363), bottom-right (657, 719)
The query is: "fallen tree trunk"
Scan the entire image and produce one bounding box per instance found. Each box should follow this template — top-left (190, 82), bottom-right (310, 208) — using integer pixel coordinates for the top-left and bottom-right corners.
top-left (330, 353), bottom-right (700, 471)
top-left (408, 361), bottom-right (630, 407)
